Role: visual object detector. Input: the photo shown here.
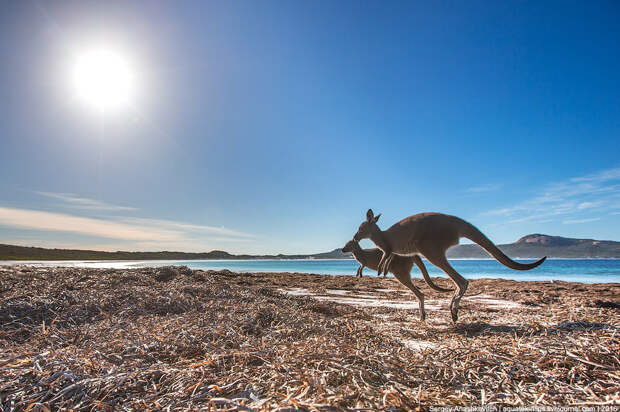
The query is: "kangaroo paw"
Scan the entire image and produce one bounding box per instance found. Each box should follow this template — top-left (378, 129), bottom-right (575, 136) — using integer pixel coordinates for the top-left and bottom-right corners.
top-left (450, 299), bottom-right (460, 323)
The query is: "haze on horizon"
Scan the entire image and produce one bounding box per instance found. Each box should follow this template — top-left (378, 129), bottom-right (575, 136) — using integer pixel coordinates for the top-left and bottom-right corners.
top-left (0, 1), bottom-right (619, 255)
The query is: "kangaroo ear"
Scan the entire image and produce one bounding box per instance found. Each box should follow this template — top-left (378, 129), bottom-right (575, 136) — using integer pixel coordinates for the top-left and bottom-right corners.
top-left (366, 209), bottom-right (374, 222)
top-left (373, 213), bottom-right (381, 223)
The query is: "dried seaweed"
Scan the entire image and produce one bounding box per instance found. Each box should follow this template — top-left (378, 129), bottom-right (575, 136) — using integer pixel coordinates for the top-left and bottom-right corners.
top-left (0, 265), bottom-right (619, 410)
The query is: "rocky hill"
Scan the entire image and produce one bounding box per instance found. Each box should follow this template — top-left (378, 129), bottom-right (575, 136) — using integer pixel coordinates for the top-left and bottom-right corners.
top-left (446, 234), bottom-right (620, 259)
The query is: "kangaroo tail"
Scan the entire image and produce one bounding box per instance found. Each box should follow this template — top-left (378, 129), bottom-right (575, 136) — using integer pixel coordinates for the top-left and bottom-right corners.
top-left (460, 222), bottom-right (546, 270)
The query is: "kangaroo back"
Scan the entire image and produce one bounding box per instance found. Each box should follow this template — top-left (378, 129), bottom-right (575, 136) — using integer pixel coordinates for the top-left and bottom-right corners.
top-left (460, 221), bottom-right (546, 270)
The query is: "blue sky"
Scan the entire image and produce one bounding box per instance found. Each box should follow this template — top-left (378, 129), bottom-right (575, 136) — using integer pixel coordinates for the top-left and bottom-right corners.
top-left (1, 1), bottom-right (619, 254)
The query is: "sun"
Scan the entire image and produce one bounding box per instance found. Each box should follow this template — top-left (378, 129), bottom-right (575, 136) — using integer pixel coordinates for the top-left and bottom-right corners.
top-left (72, 48), bottom-right (136, 112)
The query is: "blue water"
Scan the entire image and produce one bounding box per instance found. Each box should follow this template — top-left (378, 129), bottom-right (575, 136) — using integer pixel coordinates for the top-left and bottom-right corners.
top-left (16, 258), bottom-right (618, 283)
top-left (96, 258), bottom-right (620, 283)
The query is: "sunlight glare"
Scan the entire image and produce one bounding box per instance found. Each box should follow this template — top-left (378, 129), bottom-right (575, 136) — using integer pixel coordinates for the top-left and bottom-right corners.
top-left (72, 48), bottom-right (136, 112)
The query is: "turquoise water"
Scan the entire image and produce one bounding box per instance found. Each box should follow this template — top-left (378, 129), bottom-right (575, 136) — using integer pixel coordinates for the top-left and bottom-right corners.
top-left (64, 258), bottom-right (620, 283)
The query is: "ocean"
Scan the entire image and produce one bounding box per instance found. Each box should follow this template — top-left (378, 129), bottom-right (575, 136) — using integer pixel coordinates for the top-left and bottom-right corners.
top-left (10, 258), bottom-right (620, 283)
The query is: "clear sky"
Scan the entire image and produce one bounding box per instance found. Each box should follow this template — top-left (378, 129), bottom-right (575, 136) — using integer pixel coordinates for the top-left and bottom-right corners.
top-left (1, 1), bottom-right (619, 254)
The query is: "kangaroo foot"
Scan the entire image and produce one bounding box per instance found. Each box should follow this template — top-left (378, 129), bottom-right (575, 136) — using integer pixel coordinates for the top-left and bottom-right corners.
top-left (451, 310), bottom-right (458, 323)
top-left (450, 296), bottom-right (461, 323)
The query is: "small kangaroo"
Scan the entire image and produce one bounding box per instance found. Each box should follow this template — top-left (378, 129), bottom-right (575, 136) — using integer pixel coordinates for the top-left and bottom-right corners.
top-left (354, 209), bottom-right (546, 322)
top-left (341, 239), bottom-right (452, 321)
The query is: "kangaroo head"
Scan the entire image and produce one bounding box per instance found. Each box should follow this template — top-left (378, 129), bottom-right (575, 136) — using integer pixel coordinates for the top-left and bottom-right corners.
top-left (353, 209), bottom-right (381, 241)
top-left (341, 239), bottom-right (360, 253)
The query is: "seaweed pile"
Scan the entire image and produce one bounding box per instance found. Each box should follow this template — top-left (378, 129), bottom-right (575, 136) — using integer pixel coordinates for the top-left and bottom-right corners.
top-left (1, 265), bottom-right (619, 410)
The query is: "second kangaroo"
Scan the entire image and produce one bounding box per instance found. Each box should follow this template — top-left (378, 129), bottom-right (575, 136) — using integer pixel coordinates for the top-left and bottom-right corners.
top-left (342, 239), bottom-right (452, 321)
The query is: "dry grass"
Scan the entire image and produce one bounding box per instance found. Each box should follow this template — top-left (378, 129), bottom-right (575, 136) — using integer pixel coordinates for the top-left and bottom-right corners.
top-left (1, 265), bottom-right (619, 410)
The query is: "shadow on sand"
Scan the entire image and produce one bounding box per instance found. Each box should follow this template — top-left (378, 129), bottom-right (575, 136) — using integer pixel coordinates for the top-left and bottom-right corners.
top-left (449, 320), bottom-right (617, 337)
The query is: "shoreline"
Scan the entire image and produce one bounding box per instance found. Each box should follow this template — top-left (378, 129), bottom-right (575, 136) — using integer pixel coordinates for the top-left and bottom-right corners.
top-left (3, 258), bottom-right (620, 284)
top-left (3, 257), bottom-right (620, 263)
top-left (3, 261), bottom-right (620, 286)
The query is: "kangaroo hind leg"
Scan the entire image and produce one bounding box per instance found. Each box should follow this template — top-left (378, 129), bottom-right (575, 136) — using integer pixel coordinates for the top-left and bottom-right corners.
top-left (420, 251), bottom-right (468, 323)
top-left (392, 270), bottom-right (426, 322)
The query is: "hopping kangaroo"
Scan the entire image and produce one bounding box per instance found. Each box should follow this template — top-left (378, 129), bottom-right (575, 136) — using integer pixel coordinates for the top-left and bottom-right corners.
top-left (342, 239), bottom-right (452, 321)
top-left (354, 209), bottom-right (546, 322)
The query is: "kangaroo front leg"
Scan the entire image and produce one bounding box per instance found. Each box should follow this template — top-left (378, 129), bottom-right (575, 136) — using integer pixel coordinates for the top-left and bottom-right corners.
top-left (377, 250), bottom-right (392, 276)
top-left (383, 253), bottom-right (395, 277)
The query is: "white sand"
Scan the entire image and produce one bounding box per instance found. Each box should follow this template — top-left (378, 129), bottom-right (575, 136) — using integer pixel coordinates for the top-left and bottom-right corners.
top-left (279, 288), bottom-right (521, 312)
top-left (403, 340), bottom-right (437, 351)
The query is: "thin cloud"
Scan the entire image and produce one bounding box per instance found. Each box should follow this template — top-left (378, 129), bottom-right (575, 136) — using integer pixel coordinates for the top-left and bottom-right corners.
top-left (120, 217), bottom-right (256, 239)
top-left (0, 207), bottom-right (256, 246)
top-left (577, 201), bottom-right (602, 210)
top-left (32, 192), bottom-right (254, 239)
top-left (0, 207), bottom-right (180, 241)
top-left (131, 239), bottom-right (252, 252)
top-left (571, 168), bottom-right (620, 183)
top-left (36, 191), bottom-right (138, 211)
top-left (1, 239), bottom-right (127, 252)
top-left (563, 217), bottom-right (601, 224)
top-left (465, 183), bottom-right (502, 193)
top-left (486, 166), bottom-right (620, 223)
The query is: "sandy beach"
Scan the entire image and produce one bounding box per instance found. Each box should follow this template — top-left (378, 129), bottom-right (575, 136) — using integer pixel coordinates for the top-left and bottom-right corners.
top-left (1, 265), bottom-right (619, 410)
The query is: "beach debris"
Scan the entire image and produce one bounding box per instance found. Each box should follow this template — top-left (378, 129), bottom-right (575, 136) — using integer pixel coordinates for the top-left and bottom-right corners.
top-left (154, 265), bottom-right (178, 282)
top-left (0, 266), bottom-right (619, 410)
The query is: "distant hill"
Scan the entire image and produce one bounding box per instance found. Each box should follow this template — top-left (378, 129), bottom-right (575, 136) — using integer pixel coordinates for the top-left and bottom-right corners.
top-left (1, 234), bottom-right (619, 261)
top-left (447, 234), bottom-right (620, 259)
top-left (0, 244), bottom-right (352, 261)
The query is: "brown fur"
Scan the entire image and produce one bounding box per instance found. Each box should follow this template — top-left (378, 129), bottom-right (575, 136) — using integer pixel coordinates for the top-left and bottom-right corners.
top-left (342, 239), bottom-right (452, 321)
top-left (354, 209), bottom-right (546, 322)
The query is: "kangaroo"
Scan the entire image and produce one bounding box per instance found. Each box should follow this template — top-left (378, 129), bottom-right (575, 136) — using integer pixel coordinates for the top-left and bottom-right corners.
top-left (341, 239), bottom-right (452, 321)
top-left (354, 209), bottom-right (546, 322)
